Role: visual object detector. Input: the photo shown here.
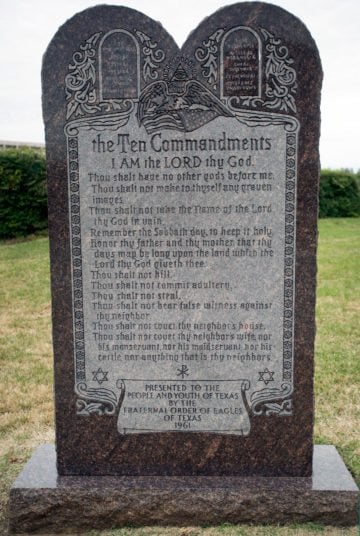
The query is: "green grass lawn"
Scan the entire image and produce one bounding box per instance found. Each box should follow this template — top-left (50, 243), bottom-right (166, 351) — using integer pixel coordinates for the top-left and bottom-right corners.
top-left (314, 219), bottom-right (359, 480)
top-left (0, 219), bottom-right (358, 535)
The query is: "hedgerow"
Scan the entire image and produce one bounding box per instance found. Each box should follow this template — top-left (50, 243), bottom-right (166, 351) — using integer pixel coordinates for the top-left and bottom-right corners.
top-left (0, 148), bottom-right (47, 238)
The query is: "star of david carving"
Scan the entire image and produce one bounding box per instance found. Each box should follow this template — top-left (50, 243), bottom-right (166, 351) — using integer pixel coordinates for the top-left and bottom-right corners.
top-left (258, 368), bottom-right (275, 385)
top-left (92, 367), bottom-right (109, 385)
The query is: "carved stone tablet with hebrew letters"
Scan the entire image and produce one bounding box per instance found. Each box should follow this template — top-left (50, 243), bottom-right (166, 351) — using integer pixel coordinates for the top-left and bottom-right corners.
top-left (42, 3), bottom-right (322, 476)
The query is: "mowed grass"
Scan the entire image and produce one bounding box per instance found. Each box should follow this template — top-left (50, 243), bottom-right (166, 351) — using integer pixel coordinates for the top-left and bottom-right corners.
top-left (0, 219), bottom-right (359, 535)
top-left (314, 219), bottom-right (360, 480)
top-left (0, 237), bottom-right (54, 534)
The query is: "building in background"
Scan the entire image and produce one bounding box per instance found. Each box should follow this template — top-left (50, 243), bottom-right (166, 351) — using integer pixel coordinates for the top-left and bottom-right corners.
top-left (0, 140), bottom-right (45, 151)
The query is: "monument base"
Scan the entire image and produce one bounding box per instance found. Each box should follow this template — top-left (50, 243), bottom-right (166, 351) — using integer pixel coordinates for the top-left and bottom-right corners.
top-left (8, 444), bottom-right (358, 534)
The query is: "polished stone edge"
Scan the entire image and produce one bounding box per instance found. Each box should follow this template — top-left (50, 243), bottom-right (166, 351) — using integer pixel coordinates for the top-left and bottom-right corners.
top-left (8, 445), bottom-right (359, 534)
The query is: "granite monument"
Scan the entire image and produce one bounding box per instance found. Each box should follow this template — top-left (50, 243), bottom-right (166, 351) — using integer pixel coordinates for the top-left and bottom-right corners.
top-left (9, 3), bottom-right (358, 533)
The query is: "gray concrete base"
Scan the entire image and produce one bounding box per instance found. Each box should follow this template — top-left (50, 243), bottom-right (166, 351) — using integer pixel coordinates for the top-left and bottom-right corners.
top-left (8, 444), bottom-right (359, 534)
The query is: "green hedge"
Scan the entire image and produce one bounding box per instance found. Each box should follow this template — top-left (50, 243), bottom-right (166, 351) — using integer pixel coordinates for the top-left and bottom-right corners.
top-left (0, 149), bottom-right (359, 238)
top-left (0, 148), bottom-right (47, 238)
top-left (319, 169), bottom-right (360, 218)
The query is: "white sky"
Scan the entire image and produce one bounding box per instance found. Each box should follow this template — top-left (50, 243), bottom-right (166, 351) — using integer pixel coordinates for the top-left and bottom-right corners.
top-left (0, 0), bottom-right (359, 170)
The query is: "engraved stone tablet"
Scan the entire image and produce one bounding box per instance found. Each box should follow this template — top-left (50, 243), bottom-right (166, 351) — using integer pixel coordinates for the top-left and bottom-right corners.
top-left (42, 3), bottom-right (322, 476)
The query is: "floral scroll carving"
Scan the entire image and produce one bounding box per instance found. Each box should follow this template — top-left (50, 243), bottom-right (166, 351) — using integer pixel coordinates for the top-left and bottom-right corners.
top-left (134, 29), bottom-right (165, 81)
top-left (195, 29), bottom-right (226, 88)
top-left (261, 28), bottom-right (297, 113)
top-left (65, 33), bottom-right (102, 119)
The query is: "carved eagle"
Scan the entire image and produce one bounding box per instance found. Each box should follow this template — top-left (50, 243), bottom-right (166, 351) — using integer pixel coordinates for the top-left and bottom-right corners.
top-left (137, 80), bottom-right (233, 133)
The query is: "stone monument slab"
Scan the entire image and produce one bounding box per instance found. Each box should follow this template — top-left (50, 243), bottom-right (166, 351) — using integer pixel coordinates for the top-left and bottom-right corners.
top-left (8, 2), bottom-right (359, 532)
top-left (44, 2), bottom-right (319, 478)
